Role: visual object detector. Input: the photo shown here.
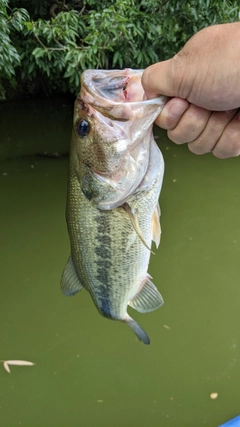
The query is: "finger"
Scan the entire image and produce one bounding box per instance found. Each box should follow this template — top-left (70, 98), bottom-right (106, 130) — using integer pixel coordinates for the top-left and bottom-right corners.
top-left (188, 109), bottom-right (238, 155)
top-left (212, 110), bottom-right (240, 158)
top-left (142, 60), bottom-right (179, 99)
top-left (167, 104), bottom-right (211, 144)
top-left (155, 98), bottom-right (189, 129)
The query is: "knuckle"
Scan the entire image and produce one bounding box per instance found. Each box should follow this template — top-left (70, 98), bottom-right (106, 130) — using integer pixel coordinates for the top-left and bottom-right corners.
top-left (168, 109), bottom-right (209, 144)
top-left (212, 149), bottom-right (231, 159)
top-left (188, 142), bottom-right (207, 155)
top-left (222, 127), bottom-right (240, 157)
top-left (210, 116), bottom-right (227, 133)
top-left (211, 117), bottom-right (240, 158)
top-left (167, 129), bottom-right (184, 144)
top-left (213, 146), bottom-right (240, 159)
top-left (162, 116), bottom-right (178, 130)
top-left (157, 107), bottom-right (176, 130)
top-left (213, 139), bottom-right (240, 158)
top-left (224, 125), bottom-right (240, 143)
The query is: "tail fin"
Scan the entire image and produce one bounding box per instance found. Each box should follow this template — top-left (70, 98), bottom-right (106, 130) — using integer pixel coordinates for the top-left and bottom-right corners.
top-left (125, 316), bottom-right (150, 345)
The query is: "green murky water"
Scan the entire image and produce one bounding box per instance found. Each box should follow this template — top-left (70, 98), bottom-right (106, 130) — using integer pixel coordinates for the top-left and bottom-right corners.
top-left (0, 98), bottom-right (240, 427)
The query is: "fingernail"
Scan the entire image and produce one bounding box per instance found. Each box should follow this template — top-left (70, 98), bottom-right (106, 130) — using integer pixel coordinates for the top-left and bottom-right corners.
top-left (168, 100), bottom-right (188, 119)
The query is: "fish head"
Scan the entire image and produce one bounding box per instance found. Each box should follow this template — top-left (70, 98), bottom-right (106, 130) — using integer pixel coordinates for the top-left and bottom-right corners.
top-left (72, 69), bottom-right (167, 209)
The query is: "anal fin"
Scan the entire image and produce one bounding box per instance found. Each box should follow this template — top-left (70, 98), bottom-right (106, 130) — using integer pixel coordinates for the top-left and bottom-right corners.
top-left (128, 275), bottom-right (164, 313)
top-left (61, 255), bottom-right (83, 296)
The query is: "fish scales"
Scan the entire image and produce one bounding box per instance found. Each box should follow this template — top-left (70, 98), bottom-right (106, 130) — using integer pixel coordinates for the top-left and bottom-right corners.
top-left (61, 69), bottom-right (167, 344)
top-left (67, 153), bottom-right (152, 315)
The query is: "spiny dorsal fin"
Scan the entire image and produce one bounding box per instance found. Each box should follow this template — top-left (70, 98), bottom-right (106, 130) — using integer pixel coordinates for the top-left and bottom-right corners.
top-left (61, 255), bottom-right (83, 296)
top-left (122, 203), bottom-right (154, 253)
top-left (128, 275), bottom-right (164, 313)
top-left (151, 203), bottom-right (161, 248)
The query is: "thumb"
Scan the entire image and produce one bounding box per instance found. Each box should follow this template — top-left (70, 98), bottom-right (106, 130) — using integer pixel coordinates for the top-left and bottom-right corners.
top-left (142, 59), bottom-right (182, 99)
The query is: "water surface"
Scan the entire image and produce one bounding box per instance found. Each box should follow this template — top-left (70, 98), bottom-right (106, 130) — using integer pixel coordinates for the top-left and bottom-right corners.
top-left (0, 98), bottom-right (240, 427)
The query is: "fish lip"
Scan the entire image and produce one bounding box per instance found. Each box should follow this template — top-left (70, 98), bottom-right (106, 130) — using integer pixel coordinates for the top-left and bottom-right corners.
top-left (87, 97), bottom-right (167, 108)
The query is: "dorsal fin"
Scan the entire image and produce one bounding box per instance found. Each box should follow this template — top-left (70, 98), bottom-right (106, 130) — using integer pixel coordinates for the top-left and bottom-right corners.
top-left (128, 275), bottom-right (164, 313)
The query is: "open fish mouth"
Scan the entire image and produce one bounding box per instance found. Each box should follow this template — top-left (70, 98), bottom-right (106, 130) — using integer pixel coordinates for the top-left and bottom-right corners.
top-left (80, 68), bottom-right (167, 116)
top-left (82, 69), bottom-right (146, 104)
top-left (76, 69), bottom-right (167, 210)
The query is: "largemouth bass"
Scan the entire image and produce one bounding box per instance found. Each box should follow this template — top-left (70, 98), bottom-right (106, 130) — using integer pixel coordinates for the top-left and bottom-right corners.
top-left (61, 69), bottom-right (167, 344)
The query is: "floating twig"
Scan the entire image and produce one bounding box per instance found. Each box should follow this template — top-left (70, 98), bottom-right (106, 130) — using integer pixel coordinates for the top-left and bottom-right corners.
top-left (0, 360), bottom-right (35, 374)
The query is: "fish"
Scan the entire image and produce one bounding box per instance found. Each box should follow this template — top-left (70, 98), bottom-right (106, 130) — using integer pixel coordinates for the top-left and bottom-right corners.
top-left (61, 69), bottom-right (167, 344)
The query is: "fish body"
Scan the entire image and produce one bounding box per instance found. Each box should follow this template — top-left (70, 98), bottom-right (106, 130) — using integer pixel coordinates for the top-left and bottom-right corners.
top-left (61, 69), bottom-right (167, 344)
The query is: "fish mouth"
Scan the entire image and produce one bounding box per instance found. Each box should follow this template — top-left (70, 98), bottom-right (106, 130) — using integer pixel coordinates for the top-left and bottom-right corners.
top-left (81, 69), bottom-right (167, 118)
top-left (78, 69), bottom-right (167, 210)
top-left (82, 69), bottom-right (145, 103)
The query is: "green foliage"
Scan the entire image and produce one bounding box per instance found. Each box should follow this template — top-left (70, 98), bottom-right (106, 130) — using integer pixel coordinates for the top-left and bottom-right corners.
top-left (0, 0), bottom-right (240, 99)
top-left (159, 0), bottom-right (240, 57)
top-left (0, 0), bottom-right (29, 99)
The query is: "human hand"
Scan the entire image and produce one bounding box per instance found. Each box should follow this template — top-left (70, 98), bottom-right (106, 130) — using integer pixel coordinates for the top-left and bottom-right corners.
top-left (142, 23), bottom-right (240, 158)
top-left (155, 98), bottom-right (240, 158)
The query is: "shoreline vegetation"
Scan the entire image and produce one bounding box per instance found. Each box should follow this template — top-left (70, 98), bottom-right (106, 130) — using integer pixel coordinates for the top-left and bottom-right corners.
top-left (1, 0), bottom-right (239, 100)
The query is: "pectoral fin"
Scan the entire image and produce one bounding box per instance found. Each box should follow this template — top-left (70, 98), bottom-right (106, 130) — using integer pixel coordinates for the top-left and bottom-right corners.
top-left (151, 203), bottom-right (161, 248)
top-left (61, 255), bottom-right (83, 296)
top-left (128, 275), bottom-right (164, 313)
top-left (122, 203), bottom-right (154, 253)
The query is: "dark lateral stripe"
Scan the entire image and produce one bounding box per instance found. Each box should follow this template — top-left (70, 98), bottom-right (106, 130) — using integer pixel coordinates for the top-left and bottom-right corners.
top-left (98, 295), bottom-right (112, 318)
top-left (93, 211), bottom-right (113, 319)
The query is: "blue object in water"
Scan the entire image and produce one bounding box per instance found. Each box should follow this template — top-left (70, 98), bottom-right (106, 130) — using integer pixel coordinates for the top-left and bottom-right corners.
top-left (219, 416), bottom-right (240, 427)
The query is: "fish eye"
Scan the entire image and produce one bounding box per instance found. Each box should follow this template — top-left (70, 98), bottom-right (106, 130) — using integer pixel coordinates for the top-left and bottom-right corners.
top-left (76, 119), bottom-right (91, 137)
